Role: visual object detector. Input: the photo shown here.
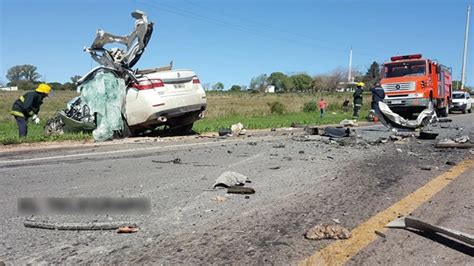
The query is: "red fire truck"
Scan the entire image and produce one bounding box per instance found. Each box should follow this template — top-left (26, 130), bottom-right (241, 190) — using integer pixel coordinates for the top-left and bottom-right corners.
top-left (381, 54), bottom-right (452, 117)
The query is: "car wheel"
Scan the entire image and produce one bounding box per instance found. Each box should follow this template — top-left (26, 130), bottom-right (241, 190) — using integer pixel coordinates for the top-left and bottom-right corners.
top-left (462, 107), bottom-right (467, 114)
top-left (469, 107), bottom-right (472, 113)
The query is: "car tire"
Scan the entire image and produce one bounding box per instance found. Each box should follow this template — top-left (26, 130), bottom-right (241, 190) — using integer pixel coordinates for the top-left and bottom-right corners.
top-left (462, 107), bottom-right (467, 114)
top-left (469, 108), bottom-right (472, 113)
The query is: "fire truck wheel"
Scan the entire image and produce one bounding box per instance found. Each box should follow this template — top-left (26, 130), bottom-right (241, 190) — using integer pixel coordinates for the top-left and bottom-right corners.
top-left (439, 105), bottom-right (449, 117)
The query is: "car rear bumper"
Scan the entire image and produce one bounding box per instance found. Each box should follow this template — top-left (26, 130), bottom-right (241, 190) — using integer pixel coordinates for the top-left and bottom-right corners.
top-left (147, 103), bottom-right (206, 120)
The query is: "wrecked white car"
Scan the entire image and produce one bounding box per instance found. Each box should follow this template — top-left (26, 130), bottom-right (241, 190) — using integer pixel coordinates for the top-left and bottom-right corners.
top-left (46, 10), bottom-right (207, 140)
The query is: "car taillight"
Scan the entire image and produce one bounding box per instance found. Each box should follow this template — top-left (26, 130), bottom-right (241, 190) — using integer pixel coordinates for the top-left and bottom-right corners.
top-left (132, 79), bottom-right (164, 90)
top-left (192, 76), bottom-right (200, 84)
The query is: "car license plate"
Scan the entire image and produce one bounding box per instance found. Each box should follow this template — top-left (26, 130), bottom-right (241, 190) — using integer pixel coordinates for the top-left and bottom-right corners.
top-left (173, 84), bottom-right (185, 89)
top-left (391, 100), bottom-right (402, 104)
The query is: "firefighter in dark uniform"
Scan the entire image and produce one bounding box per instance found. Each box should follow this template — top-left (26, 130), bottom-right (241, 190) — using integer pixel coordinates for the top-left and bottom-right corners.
top-left (353, 82), bottom-right (364, 118)
top-left (10, 83), bottom-right (52, 137)
top-left (370, 81), bottom-right (385, 112)
top-left (370, 81), bottom-right (390, 127)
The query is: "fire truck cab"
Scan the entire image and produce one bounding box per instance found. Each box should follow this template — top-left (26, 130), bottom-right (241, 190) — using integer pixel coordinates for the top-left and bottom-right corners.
top-left (381, 54), bottom-right (452, 117)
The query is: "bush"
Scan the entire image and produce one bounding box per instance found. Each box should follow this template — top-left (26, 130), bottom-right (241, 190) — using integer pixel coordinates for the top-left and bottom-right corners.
top-left (268, 101), bottom-right (286, 115)
top-left (303, 100), bottom-right (318, 112)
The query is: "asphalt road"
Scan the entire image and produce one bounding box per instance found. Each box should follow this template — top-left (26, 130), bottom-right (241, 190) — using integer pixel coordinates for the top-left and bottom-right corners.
top-left (0, 113), bottom-right (473, 264)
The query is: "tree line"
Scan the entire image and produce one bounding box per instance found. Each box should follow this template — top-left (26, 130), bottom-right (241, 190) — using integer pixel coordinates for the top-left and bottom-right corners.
top-left (212, 61), bottom-right (473, 93)
top-left (4, 63), bottom-right (472, 93)
top-left (211, 62), bottom-right (383, 93)
top-left (3, 64), bottom-right (81, 91)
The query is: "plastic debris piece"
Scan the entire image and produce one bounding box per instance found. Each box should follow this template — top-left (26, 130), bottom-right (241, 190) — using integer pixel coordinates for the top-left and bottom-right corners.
top-left (339, 119), bottom-right (358, 127)
top-left (214, 171), bottom-right (248, 188)
top-left (231, 122), bottom-right (245, 135)
top-left (454, 135), bottom-right (470, 143)
top-left (386, 217), bottom-right (474, 246)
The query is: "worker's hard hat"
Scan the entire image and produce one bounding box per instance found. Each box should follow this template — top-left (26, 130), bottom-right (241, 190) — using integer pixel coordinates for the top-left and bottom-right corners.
top-left (35, 83), bottom-right (52, 94)
top-left (356, 82), bottom-right (365, 87)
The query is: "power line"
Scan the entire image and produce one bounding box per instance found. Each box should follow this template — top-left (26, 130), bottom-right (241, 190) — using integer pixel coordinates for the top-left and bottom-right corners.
top-left (157, 0), bottom-right (393, 58)
top-left (138, 0), bottom-right (366, 56)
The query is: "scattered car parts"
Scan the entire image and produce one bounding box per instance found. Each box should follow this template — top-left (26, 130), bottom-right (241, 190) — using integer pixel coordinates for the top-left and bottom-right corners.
top-left (386, 217), bottom-right (474, 246)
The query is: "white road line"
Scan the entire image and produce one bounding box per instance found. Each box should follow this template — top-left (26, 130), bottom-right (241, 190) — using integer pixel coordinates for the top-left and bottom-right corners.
top-left (0, 135), bottom-right (285, 165)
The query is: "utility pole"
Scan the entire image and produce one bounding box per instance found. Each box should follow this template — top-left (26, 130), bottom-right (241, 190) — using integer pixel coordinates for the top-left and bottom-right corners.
top-left (461, 4), bottom-right (471, 91)
top-left (348, 47), bottom-right (353, 83)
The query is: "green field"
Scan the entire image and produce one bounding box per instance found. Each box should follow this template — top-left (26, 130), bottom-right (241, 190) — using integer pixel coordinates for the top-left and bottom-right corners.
top-left (0, 91), bottom-right (371, 144)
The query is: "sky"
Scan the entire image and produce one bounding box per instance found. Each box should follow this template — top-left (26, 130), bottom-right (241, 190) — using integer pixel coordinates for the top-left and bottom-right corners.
top-left (0, 0), bottom-right (473, 89)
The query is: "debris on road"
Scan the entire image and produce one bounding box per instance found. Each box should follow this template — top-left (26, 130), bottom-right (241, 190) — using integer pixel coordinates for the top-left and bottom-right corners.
top-left (339, 119), bottom-right (358, 127)
top-left (269, 166), bottom-right (281, 170)
top-left (24, 219), bottom-right (138, 231)
top-left (437, 118), bottom-right (452, 123)
top-left (227, 186), bottom-right (256, 194)
top-left (389, 135), bottom-right (404, 141)
top-left (419, 130), bottom-right (438, 140)
top-left (152, 158), bottom-right (182, 164)
top-left (435, 138), bottom-right (474, 149)
top-left (291, 135), bottom-right (324, 142)
top-left (378, 101), bottom-right (436, 130)
top-left (454, 135), bottom-right (470, 143)
top-left (117, 226), bottom-right (139, 234)
top-left (214, 171), bottom-right (249, 188)
top-left (420, 166), bottom-right (432, 171)
top-left (273, 143), bottom-right (286, 148)
top-left (304, 126), bottom-right (321, 135)
top-left (395, 131), bottom-right (417, 138)
top-left (386, 217), bottom-right (474, 246)
top-left (374, 230), bottom-right (387, 238)
top-left (446, 161), bottom-right (457, 166)
top-left (322, 127), bottom-right (350, 138)
top-left (305, 223), bottom-right (351, 240)
top-left (218, 128), bottom-right (232, 136)
top-left (231, 122), bottom-right (246, 135)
